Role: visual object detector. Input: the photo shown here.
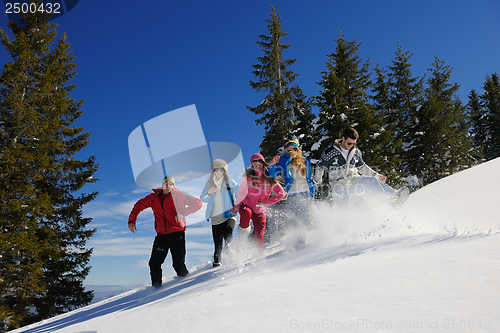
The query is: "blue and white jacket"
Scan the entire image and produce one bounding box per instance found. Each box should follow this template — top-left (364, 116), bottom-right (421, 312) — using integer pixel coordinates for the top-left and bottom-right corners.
top-left (200, 178), bottom-right (239, 224)
top-left (314, 140), bottom-right (379, 187)
top-left (268, 153), bottom-right (315, 198)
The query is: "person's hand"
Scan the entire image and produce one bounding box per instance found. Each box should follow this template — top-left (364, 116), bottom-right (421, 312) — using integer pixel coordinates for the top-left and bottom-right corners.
top-left (207, 187), bottom-right (217, 195)
top-left (268, 155), bottom-right (279, 166)
top-left (128, 222), bottom-right (136, 233)
top-left (176, 214), bottom-right (185, 227)
top-left (230, 206), bottom-right (240, 214)
top-left (379, 174), bottom-right (387, 183)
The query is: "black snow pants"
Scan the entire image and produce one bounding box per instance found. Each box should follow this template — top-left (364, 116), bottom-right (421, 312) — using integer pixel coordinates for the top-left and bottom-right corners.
top-left (211, 218), bottom-right (235, 264)
top-left (148, 231), bottom-right (189, 287)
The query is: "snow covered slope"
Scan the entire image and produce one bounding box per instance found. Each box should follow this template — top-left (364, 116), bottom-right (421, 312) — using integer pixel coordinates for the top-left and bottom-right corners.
top-left (12, 159), bottom-right (500, 333)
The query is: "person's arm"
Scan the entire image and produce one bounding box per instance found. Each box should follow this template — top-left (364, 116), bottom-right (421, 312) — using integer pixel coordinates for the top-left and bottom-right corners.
top-left (313, 165), bottom-right (324, 184)
top-left (306, 158), bottom-right (316, 198)
top-left (179, 191), bottom-right (203, 216)
top-left (200, 183), bottom-right (216, 203)
top-left (228, 179), bottom-right (240, 206)
top-left (231, 177), bottom-right (248, 214)
top-left (262, 182), bottom-right (286, 206)
top-left (234, 177), bottom-right (248, 207)
top-left (355, 149), bottom-right (383, 180)
top-left (174, 192), bottom-right (203, 228)
top-left (313, 148), bottom-right (332, 184)
top-left (358, 163), bottom-right (379, 178)
top-left (268, 155), bottom-right (282, 178)
top-left (127, 195), bottom-right (152, 233)
top-left (268, 155), bottom-right (280, 166)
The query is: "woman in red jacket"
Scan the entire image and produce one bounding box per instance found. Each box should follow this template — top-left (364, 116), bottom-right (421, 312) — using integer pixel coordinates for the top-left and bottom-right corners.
top-left (128, 175), bottom-right (202, 288)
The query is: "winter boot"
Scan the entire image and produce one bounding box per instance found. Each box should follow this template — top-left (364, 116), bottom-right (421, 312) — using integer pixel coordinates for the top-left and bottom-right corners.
top-left (238, 225), bottom-right (251, 245)
top-left (392, 187), bottom-right (410, 209)
top-left (238, 225), bottom-right (251, 237)
top-left (213, 252), bottom-right (221, 267)
top-left (296, 233), bottom-right (306, 248)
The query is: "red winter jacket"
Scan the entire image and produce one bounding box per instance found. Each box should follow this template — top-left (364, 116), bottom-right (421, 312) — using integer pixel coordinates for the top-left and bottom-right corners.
top-left (128, 188), bottom-right (202, 234)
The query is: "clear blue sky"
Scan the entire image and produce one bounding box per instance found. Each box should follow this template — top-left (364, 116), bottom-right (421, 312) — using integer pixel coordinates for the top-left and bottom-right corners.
top-left (1, 0), bottom-right (499, 286)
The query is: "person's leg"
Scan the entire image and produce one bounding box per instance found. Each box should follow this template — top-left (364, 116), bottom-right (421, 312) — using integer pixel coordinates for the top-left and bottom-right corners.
top-left (252, 212), bottom-right (266, 253)
top-left (212, 223), bottom-right (225, 265)
top-left (393, 187), bottom-right (410, 209)
top-left (292, 192), bottom-right (312, 245)
top-left (169, 231), bottom-right (189, 277)
top-left (330, 184), bottom-right (351, 231)
top-left (223, 218), bottom-right (235, 246)
top-left (330, 183), bottom-right (350, 208)
top-left (238, 205), bottom-right (253, 242)
top-left (285, 193), bottom-right (303, 244)
top-left (238, 205), bottom-right (252, 229)
top-left (148, 234), bottom-right (169, 287)
top-left (285, 193), bottom-right (298, 229)
top-left (352, 176), bottom-right (397, 202)
top-left (265, 203), bottom-right (284, 244)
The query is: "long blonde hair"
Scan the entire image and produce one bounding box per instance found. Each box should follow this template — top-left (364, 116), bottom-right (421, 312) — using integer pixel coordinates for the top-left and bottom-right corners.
top-left (285, 142), bottom-right (307, 177)
top-left (290, 154), bottom-right (306, 177)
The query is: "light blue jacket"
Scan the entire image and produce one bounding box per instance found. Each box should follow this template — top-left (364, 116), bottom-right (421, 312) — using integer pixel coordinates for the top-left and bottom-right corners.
top-left (268, 153), bottom-right (315, 198)
top-left (200, 178), bottom-right (239, 222)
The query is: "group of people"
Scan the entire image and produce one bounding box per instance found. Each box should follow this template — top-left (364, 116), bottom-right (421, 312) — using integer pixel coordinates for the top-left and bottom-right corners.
top-left (127, 127), bottom-right (410, 288)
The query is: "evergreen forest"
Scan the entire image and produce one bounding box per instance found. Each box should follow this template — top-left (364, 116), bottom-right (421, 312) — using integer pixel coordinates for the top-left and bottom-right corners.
top-left (1, 5), bottom-right (499, 332)
top-left (0, 9), bottom-right (98, 332)
top-left (248, 6), bottom-right (500, 192)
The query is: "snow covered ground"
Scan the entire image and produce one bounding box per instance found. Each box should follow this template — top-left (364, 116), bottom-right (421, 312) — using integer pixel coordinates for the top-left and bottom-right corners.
top-left (11, 158), bottom-right (500, 333)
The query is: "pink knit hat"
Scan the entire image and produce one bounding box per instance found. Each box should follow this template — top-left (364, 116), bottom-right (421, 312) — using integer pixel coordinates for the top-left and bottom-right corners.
top-left (250, 153), bottom-right (265, 163)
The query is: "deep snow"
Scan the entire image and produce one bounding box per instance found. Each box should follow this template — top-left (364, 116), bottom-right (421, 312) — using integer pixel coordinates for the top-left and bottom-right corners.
top-left (11, 158), bottom-right (500, 333)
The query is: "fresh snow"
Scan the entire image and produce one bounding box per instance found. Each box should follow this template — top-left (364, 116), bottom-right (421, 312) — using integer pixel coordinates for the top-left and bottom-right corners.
top-left (11, 158), bottom-right (500, 333)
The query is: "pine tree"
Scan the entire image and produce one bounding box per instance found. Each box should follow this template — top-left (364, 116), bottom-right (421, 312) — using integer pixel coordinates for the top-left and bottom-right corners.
top-left (247, 6), bottom-right (306, 158)
top-left (288, 92), bottom-right (321, 157)
top-left (405, 57), bottom-right (473, 185)
top-left (371, 62), bottom-right (402, 186)
top-left (372, 45), bottom-right (425, 187)
top-left (0, 9), bottom-right (97, 331)
top-left (481, 73), bottom-right (500, 160)
top-left (314, 31), bottom-right (379, 165)
top-left (467, 89), bottom-right (486, 161)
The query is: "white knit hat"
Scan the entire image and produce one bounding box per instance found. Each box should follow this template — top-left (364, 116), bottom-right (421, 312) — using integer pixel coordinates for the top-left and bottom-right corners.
top-left (211, 158), bottom-right (228, 172)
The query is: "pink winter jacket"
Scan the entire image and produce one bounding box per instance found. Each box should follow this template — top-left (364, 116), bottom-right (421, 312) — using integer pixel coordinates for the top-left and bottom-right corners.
top-left (235, 169), bottom-right (285, 214)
